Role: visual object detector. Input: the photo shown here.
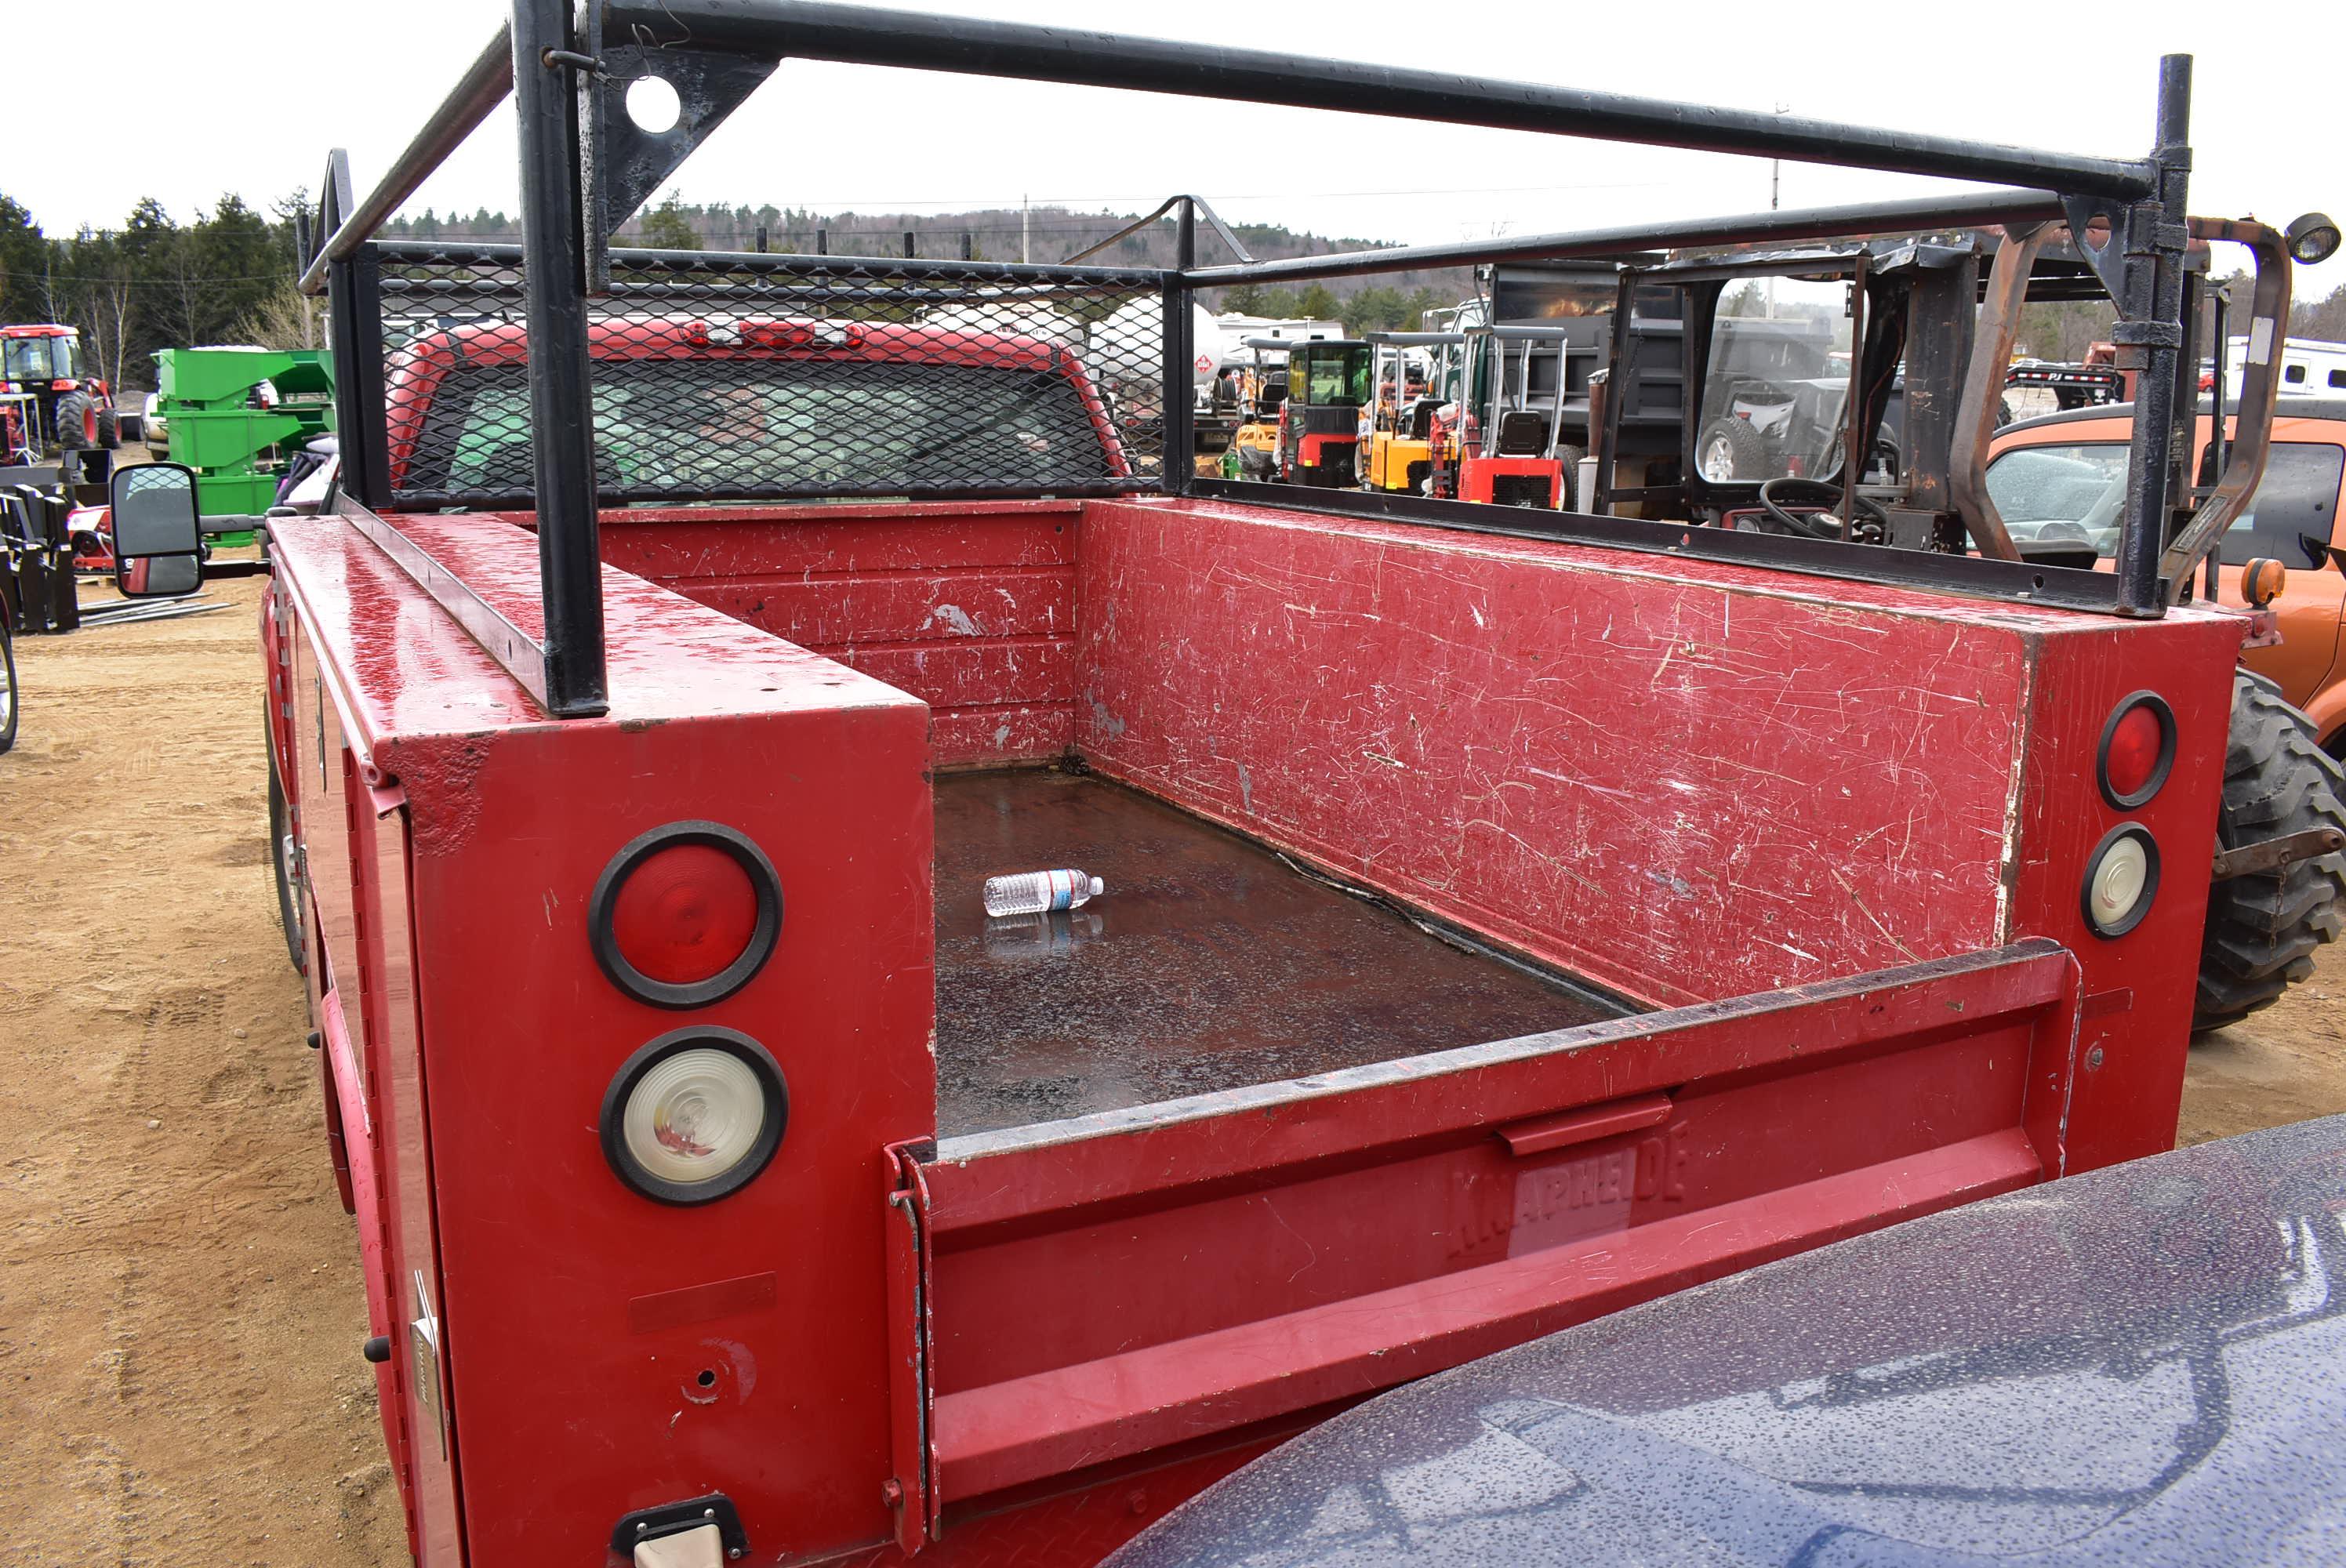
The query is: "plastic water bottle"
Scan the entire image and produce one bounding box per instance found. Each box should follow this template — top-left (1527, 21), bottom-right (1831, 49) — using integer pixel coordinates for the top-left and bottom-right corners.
top-left (983, 869), bottom-right (1104, 918)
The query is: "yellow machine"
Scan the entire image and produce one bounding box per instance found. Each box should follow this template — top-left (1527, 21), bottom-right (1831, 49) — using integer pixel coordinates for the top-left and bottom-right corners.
top-left (1218, 348), bottom-right (1289, 481)
top-left (1364, 329), bottom-right (1464, 493)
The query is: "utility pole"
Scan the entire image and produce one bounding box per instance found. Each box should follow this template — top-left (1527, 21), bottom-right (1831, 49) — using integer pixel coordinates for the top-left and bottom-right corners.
top-left (1022, 194), bottom-right (1030, 264)
top-left (1767, 102), bottom-right (1788, 319)
top-left (1770, 102), bottom-right (1790, 211)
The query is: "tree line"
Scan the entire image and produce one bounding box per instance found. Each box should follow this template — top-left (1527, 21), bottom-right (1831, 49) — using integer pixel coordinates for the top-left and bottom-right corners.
top-left (392, 194), bottom-right (1475, 330)
top-left (0, 191), bottom-right (318, 393)
top-left (8, 185), bottom-right (2341, 394)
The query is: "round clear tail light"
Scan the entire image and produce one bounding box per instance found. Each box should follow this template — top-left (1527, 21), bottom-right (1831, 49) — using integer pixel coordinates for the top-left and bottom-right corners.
top-left (591, 822), bottom-right (782, 1008)
top-left (601, 1028), bottom-right (789, 1203)
top-left (2097, 692), bottom-right (2175, 809)
top-left (2082, 824), bottom-right (2161, 938)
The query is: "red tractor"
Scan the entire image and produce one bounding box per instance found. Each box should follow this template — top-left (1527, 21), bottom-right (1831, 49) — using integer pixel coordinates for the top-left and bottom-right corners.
top-left (0, 323), bottom-right (121, 453)
top-left (217, 9), bottom-right (2337, 1566)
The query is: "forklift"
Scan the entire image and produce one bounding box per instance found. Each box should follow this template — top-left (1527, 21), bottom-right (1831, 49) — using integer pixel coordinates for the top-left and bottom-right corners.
top-left (1275, 337), bottom-right (1372, 487)
top-left (1428, 323), bottom-right (1579, 508)
top-left (1219, 338), bottom-right (1291, 481)
top-left (1363, 330), bottom-right (1462, 494)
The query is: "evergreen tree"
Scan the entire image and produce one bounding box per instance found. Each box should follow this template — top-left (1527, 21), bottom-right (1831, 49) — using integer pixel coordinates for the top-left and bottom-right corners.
top-left (639, 193), bottom-right (703, 250)
top-left (0, 194), bottom-right (46, 324)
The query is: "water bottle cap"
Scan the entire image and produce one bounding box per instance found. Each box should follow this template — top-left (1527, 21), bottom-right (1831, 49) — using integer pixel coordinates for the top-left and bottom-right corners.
top-left (1088, 877), bottom-right (1105, 896)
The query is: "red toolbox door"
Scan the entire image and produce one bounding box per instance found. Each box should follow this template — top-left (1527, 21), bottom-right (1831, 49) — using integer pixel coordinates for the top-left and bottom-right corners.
top-left (355, 789), bottom-right (467, 1564)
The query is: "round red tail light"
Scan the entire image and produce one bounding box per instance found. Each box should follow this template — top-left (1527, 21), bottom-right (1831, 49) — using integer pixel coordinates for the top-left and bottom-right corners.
top-left (2098, 692), bottom-right (2175, 809)
top-left (592, 822), bottom-right (782, 1008)
top-left (612, 844), bottom-right (758, 984)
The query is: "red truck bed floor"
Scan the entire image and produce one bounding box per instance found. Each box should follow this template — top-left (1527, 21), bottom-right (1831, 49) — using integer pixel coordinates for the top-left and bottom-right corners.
top-left (932, 768), bottom-right (1622, 1135)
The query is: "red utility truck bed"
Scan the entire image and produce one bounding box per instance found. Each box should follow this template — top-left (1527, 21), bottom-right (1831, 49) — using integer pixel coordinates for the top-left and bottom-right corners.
top-left (271, 492), bottom-right (2238, 1566)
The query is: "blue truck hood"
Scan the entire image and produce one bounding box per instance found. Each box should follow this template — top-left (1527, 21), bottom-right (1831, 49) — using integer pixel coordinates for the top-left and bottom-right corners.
top-left (1110, 1114), bottom-right (2346, 1567)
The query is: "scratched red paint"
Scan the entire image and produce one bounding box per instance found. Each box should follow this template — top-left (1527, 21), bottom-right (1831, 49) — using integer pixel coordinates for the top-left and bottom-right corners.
top-left (1073, 499), bottom-right (2054, 1006)
top-left (599, 505), bottom-right (1082, 767)
top-left (265, 489), bottom-right (2243, 1568)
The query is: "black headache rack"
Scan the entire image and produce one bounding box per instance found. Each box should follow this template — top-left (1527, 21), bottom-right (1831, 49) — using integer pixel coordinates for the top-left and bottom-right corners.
top-left (301, 0), bottom-right (2226, 719)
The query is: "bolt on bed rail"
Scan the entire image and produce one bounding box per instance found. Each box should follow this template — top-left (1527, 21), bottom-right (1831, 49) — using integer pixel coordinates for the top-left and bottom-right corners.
top-left (301, 0), bottom-right (2204, 718)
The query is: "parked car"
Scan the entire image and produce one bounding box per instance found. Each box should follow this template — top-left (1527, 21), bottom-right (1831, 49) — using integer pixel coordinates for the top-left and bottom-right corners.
top-left (1988, 397), bottom-right (2346, 752)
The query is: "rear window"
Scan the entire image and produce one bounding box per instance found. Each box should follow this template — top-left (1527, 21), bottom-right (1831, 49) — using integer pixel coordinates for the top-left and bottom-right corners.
top-left (1985, 439), bottom-right (2346, 566)
top-left (3, 337), bottom-right (56, 382)
top-left (401, 354), bottom-right (1119, 502)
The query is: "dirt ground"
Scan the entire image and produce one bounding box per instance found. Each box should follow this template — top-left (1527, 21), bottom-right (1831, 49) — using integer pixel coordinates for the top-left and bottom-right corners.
top-left (0, 554), bottom-right (2341, 1566)
top-left (1, 567), bottom-right (404, 1567)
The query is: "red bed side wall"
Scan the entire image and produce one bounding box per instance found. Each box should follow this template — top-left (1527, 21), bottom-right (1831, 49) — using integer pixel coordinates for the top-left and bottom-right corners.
top-left (1069, 499), bottom-right (2032, 1007)
top-left (2003, 612), bottom-right (2243, 1170)
top-left (594, 503), bottom-right (1082, 768)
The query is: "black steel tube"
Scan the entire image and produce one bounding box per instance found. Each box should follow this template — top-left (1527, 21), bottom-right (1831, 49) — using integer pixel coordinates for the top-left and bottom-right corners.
top-left (326, 256), bottom-right (392, 510)
top-left (601, 1), bottom-right (2152, 198)
top-left (371, 239), bottom-right (1157, 285)
top-left (297, 24), bottom-right (514, 296)
top-left (1592, 267), bottom-right (1635, 514)
top-left (513, 0), bottom-right (608, 717)
top-left (2113, 55), bottom-right (2193, 617)
top-left (1184, 187), bottom-right (2068, 287)
top-left (1160, 201), bottom-right (1197, 496)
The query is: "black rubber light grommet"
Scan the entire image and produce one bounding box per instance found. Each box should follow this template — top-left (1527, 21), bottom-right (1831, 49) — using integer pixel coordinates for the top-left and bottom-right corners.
top-left (2080, 822), bottom-right (2162, 939)
top-left (600, 1027), bottom-right (790, 1205)
top-left (588, 819), bottom-right (782, 1010)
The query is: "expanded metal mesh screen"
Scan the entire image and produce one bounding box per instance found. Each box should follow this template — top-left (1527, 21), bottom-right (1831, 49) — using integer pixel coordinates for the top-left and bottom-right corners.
top-left (370, 243), bottom-right (1168, 510)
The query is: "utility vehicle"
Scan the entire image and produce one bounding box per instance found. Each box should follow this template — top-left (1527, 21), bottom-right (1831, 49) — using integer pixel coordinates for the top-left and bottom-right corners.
top-left (1273, 337), bottom-right (1371, 485)
top-left (203, 6), bottom-right (2344, 1566)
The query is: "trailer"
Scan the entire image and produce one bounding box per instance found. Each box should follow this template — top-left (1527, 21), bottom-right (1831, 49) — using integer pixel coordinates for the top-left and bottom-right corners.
top-left (203, 6), bottom-right (2344, 1566)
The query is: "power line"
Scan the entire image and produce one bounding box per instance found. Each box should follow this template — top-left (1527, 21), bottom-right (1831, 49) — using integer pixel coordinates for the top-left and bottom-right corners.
top-left (38, 271), bottom-right (294, 286)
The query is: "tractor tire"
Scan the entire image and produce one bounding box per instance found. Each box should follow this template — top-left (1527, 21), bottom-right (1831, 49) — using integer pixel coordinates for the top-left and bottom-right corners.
top-left (52, 390), bottom-right (93, 452)
top-left (267, 715), bottom-right (307, 975)
top-left (0, 615), bottom-right (16, 756)
top-left (2195, 670), bottom-right (2346, 1033)
top-left (1697, 418), bottom-right (1769, 483)
top-left (1556, 445), bottom-right (1587, 511)
top-left (96, 408), bottom-right (120, 450)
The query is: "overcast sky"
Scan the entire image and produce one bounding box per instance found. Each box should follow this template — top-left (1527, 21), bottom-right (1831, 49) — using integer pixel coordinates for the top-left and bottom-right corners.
top-left (23, 0), bottom-right (2344, 297)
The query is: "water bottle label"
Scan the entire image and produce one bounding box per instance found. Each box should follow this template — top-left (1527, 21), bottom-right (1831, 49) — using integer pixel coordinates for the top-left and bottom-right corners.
top-left (1047, 869), bottom-right (1078, 911)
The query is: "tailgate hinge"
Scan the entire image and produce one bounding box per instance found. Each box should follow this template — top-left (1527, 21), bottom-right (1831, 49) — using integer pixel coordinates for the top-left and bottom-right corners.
top-left (883, 1140), bottom-right (939, 1552)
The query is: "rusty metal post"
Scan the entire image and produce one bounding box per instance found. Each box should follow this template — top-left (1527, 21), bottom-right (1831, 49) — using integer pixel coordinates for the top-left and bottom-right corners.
top-left (1839, 252), bottom-right (1868, 539)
